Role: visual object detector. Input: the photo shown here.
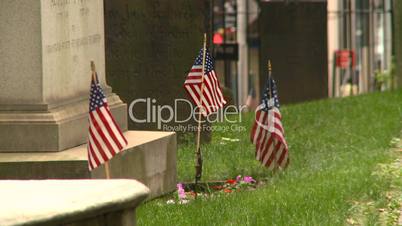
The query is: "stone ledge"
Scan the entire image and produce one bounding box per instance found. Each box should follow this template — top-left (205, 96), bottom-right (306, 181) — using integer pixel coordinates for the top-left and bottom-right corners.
top-left (0, 179), bottom-right (149, 226)
top-left (0, 131), bottom-right (177, 199)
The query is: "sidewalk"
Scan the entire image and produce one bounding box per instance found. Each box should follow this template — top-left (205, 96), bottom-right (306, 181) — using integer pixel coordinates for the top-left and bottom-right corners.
top-left (397, 137), bottom-right (402, 226)
top-left (399, 210), bottom-right (402, 225)
top-left (387, 138), bottom-right (402, 226)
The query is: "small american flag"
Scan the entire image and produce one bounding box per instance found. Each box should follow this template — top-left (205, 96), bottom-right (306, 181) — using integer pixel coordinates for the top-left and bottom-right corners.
top-left (250, 77), bottom-right (289, 169)
top-left (184, 49), bottom-right (226, 116)
top-left (87, 73), bottom-right (128, 171)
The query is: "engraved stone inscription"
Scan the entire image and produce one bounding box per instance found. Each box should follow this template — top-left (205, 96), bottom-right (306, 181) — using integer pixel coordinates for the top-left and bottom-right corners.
top-left (41, 0), bottom-right (105, 102)
top-left (46, 34), bottom-right (101, 53)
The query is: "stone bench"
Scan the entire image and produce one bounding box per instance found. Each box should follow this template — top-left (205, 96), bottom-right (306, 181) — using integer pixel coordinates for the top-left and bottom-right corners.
top-left (0, 179), bottom-right (149, 226)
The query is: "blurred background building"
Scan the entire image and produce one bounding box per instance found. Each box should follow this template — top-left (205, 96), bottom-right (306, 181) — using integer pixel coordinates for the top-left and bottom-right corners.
top-left (210, 0), bottom-right (261, 107)
top-left (328, 0), bottom-right (393, 97)
top-left (210, 0), bottom-right (394, 107)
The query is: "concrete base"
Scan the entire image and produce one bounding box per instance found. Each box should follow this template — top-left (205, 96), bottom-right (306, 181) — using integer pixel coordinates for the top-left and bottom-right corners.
top-left (0, 93), bottom-right (127, 152)
top-left (0, 179), bottom-right (149, 226)
top-left (0, 131), bottom-right (177, 199)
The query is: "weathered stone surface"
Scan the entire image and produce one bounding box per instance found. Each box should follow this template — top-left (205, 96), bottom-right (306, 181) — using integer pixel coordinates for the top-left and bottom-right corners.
top-left (92, 131), bottom-right (177, 199)
top-left (0, 0), bottom-right (127, 152)
top-left (259, 2), bottom-right (328, 103)
top-left (0, 0), bottom-right (42, 104)
top-left (0, 0), bottom-right (106, 105)
top-left (0, 94), bottom-right (127, 152)
top-left (104, 0), bottom-right (206, 132)
top-left (0, 179), bottom-right (149, 226)
top-left (393, 0), bottom-right (402, 88)
top-left (0, 131), bottom-right (177, 199)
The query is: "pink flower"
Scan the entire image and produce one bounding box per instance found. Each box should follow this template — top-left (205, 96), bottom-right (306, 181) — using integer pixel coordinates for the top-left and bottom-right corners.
top-left (243, 176), bottom-right (256, 183)
top-left (236, 175), bottom-right (242, 182)
top-left (177, 183), bottom-right (186, 199)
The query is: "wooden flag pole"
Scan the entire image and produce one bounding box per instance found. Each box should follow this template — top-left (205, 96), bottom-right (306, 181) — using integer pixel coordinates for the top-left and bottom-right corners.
top-left (267, 60), bottom-right (279, 171)
top-left (267, 60), bottom-right (278, 171)
top-left (268, 60), bottom-right (272, 100)
top-left (90, 61), bottom-right (111, 179)
top-left (104, 162), bottom-right (111, 179)
top-left (90, 61), bottom-right (96, 81)
top-left (195, 33), bottom-right (208, 185)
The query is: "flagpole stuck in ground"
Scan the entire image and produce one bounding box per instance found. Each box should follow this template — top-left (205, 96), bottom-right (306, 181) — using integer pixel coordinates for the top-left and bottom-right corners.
top-left (194, 33), bottom-right (208, 185)
top-left (267, 60), bottom-right (278, 171)
top-left (268, 60), bottom-right (272, 100)
top-left (90, 61), bottom-right (111, 179)
top-left (251, 60), bottom-right (288, 170)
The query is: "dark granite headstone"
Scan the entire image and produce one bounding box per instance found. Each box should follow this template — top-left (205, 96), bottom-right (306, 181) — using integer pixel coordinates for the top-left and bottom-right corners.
top-left (393, 0), bottom-right (402, 88)
top-left (259, 1), bottom-right (328, 104)
top-left (104, 0), bottom-right (207, 134)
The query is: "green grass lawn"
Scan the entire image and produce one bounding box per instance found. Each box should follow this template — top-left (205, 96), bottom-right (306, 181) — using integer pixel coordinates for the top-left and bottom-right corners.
top-left (137, 90), bottom-right (402, 226)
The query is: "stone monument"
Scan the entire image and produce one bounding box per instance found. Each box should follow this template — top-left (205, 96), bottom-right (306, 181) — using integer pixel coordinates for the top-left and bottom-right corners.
top-left (104, 0), bottom-right (206, 132)
top-left (0, 0), bottom-right (177, 199)
top-left (0, 0), bottom-right (127, 152)
top-left (259, 1), bottom-right (328, 103)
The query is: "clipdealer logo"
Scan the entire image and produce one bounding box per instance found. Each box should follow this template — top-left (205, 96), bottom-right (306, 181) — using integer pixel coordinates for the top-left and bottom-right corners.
top-left (128, 98), bottom-right (248, 131)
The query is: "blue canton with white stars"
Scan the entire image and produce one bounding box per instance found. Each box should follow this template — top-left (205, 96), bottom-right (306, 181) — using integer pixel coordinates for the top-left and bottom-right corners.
top-left (262, 78), bottom-right (280, 111)
top-left (89, 76), bottom-right (106, 112)
top-left (194, 49), bottom-right (214, 74)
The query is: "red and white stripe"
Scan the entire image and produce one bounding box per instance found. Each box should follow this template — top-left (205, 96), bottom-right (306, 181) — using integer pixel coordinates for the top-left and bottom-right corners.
top-left (87, 102), bottom-right (128, 171)
top-left (184, 65), bottom-right (226, 116)
top-left (250, 105), bottom-right (289, 169)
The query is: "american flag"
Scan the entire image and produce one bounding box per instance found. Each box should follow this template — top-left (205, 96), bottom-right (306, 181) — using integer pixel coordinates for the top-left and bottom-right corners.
top-left (184, 49), bottom-right (226, 116)
top-left (250, 77), bottom-right (289, 169)
top-left (87, 73), bottom-right (128, 170)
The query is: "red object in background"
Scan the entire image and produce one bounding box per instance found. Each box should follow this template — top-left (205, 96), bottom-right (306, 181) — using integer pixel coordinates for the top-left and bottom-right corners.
top-left (213, 33), bottom-right (224, 44)
top-left (336, 50), bottom-right (356, 68)
top-left (226, 179), bottom-right (236, 184)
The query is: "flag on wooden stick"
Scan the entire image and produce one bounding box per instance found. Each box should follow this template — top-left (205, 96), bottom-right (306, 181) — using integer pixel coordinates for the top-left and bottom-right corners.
top-left (184, 49), bottom-right (226, 116)
top-left (184, 42), bottom-right (226, 183)
top-left (250, 77), bottom-right (289, 169)
top-left (87, 72), bottom-right (128, 171)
